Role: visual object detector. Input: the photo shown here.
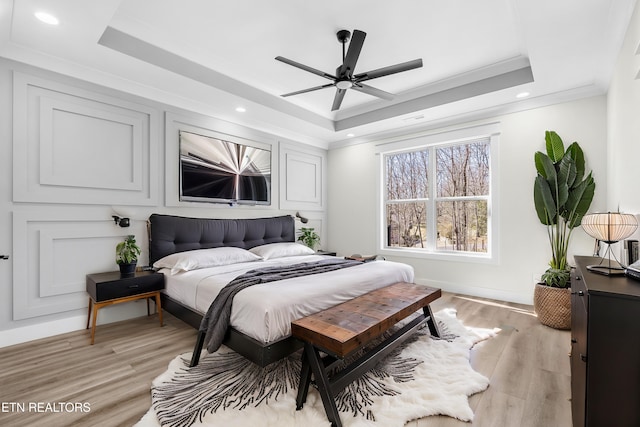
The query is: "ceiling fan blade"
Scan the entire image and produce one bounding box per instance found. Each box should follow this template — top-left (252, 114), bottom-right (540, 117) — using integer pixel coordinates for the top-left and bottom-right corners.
top-left (338, 29), bottom-right (366, 78)
top-left (275, 56), bottom-right (337, 81)
top-left (352, 83), bottom-right (395, 100)
top-left (281, 83), bottom-right (334, 97)
top-left (354, 58), bottom-right (423, 82)
top-left (331, 88), bottom-right (347, 111)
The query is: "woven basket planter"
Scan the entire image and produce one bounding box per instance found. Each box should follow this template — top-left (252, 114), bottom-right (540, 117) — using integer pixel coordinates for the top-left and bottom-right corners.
top-left (534, 283), bottom-right (571, 330)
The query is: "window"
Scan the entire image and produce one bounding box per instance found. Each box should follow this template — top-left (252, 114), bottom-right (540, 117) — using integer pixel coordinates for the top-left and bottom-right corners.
top-left (383, 136), bottom-right (492, 257)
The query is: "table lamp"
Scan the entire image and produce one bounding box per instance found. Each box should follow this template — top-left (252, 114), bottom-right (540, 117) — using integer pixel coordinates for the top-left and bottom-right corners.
top-left (581, 212), bottom-right (638, 275)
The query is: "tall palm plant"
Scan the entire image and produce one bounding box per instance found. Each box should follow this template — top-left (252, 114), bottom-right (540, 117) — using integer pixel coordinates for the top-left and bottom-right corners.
top-left (533, 131), bottom-right (596, 287)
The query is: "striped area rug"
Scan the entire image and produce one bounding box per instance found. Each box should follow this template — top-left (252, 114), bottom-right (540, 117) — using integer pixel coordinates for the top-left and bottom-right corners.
top-left (136, 308), bottom-right (498, 427)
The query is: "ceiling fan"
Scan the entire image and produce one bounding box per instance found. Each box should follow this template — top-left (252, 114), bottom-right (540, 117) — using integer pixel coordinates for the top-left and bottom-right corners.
top-left (275, 29), bottom-right (423, 111)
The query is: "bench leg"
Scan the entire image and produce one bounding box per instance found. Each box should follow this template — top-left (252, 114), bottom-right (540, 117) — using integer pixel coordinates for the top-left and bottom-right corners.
top-left (189, 330), bottom-right (206, 367)
top-left (296, 347), bottom-right (312, 410)
top-left (304, 342), bottom-right (342, 427)
top-left (424, 305), bottom-right (441, 338)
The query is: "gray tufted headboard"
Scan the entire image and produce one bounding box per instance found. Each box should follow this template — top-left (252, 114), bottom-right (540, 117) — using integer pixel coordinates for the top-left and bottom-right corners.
top-left (148, 214), bottom-right (295, 265)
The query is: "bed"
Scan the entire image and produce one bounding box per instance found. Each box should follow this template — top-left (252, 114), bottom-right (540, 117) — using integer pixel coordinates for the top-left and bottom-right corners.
top-left (148, 213), bottom-right (414, 367)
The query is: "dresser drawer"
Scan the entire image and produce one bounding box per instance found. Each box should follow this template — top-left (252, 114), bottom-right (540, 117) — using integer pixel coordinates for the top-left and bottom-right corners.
top-left (86, 271), bottom-right (164, 302)
top-left (572, 270), bottom-right (588, 313)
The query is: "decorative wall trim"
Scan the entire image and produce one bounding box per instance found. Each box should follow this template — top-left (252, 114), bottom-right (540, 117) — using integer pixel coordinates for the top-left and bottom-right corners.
top-left (12, 71), bottom-right (159, 205)
top-left (12, 209), bottom-right (147, 320)
top-left (279, 142), bottom-right (326, 211)
top-left (38, 96), bottom-right (144, 191)
top-left (1, 60), bottom-right (331, 341)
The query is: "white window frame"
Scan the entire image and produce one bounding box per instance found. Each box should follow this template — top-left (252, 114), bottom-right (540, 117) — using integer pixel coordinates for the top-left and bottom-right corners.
top-left (376, 123), bottom-right (500, 264)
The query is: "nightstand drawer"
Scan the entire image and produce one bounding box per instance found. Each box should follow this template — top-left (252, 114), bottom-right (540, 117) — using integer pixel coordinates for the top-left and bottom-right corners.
top-left (86, 271), bottom-right (164, 302)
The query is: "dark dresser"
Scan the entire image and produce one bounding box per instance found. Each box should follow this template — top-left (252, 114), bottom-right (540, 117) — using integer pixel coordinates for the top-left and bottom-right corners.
top-left (571, 256), bottom-right (640, 427)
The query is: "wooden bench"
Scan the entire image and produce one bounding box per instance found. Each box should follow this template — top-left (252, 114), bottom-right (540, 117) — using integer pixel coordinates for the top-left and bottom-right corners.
top-left (291, 282), bottom-right (442, 427)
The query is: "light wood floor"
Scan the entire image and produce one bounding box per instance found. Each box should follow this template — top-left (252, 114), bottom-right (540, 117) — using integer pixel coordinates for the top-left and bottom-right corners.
top-left (0, 292), bottom-right (572, 427)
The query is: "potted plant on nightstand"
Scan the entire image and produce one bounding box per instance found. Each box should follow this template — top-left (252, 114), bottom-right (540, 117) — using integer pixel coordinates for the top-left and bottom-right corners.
top-left (116, 235), bottom-right (141, 277)
top-left (533, 131), bottom-right (595, 329)
top-left (297, 227), bottom-right (320, 251)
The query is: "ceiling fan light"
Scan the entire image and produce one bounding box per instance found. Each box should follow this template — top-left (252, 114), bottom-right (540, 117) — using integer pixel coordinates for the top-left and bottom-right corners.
top-left (336, 80), bottom-right (353, 90)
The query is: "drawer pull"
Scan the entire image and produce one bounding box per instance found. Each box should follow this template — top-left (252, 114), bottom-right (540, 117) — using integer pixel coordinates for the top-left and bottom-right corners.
top-left (580, 354), bottom-right (587, 362)
top-left (128, 284), bottom-right (139, 289)
top-left (571, 339), bottom-right (577, 344)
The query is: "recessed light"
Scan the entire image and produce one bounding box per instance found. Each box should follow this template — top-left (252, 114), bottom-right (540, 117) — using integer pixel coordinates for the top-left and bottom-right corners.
top-left (35, 11), bottom-right (59, 25)
top-left (516, 91), bottom-right (530, 99)
top-left (347, 133), bottom-right (355, 137)
top-left (235, 107), bottom-right (246, 113)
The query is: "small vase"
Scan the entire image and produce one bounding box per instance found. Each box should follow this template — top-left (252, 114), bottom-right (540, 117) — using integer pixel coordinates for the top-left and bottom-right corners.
top-left (118, 262), bottom-right (137, 278)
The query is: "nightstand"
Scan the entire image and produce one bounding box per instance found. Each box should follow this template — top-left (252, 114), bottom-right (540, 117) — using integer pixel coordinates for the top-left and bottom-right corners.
top-left (86, 270), bottom-right (164, 344)
top-left (316, 250), bottom-right (337, 256)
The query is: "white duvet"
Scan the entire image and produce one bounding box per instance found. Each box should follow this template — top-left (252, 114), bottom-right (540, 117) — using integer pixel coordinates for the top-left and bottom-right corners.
top-left (161, 254), bottom-right (414, 344)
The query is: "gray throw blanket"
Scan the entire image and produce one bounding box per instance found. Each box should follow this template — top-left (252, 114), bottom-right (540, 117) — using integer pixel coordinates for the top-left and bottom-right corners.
top-left (200, 258), bottom-right (363, 353)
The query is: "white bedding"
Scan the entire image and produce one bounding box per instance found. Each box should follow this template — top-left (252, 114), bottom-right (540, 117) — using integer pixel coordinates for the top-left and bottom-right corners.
top-left (161, 254), bottom-right (414, 344)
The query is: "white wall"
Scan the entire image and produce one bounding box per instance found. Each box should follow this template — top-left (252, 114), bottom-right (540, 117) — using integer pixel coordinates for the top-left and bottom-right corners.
top-left (328, 96), bottom-right (608, 304)
top-left (608, 1), bottom-right (640, 216)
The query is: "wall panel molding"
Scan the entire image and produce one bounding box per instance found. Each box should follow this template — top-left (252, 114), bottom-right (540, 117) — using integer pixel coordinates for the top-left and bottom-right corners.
top-left (279, 142), bottom-right (326, 211)
top-left (12, 209), bottom-right (147, 320)
top-left (12, 71), bottom-right (159, 205)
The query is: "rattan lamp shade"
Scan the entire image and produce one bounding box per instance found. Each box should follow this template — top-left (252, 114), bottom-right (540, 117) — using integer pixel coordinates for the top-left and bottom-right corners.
top-left (581, 212), bottom-right (638, 243)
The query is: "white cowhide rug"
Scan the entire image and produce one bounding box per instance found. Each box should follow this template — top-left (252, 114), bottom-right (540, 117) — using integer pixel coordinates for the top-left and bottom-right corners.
top-left (136, 308), bottom-right (498, 427)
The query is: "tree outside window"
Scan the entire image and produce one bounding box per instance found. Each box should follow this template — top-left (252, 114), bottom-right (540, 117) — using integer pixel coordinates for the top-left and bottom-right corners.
top-left (384, 138), bottom-right (490, 254)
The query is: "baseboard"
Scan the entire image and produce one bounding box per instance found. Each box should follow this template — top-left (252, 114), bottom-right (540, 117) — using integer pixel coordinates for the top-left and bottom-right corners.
top-left (414, 278), bottom-right (534, 306)
top-left (0, 299), bottom-right (149, 348)
top-left (0, 314), bottom-right (87, 348)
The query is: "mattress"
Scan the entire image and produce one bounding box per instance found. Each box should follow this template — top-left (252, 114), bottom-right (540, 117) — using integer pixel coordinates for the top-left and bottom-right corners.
top-left (161, 254), bottom-right (414, 344)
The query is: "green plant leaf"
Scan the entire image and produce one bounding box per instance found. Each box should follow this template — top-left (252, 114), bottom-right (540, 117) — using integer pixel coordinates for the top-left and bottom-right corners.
top-left (558, 150), bottom-right (577, 189)
top-left (297, 227), bottom-right (320, 249)
top-left (535, 151), bottom-right (556, 181)
top-left (534, 151), bottom-right (548, 177)
top-left (554, 155), bottom-right (572, 208)
top-left (541, 267), bottom-right (571, 288)
top-left (545, 130), bottom-right (565, 162)
top-left (537, 152), bottom-right (569, 215)
top-left (534, 175), bottom-right (556, 225)
top-left (566, 142), bottom-right (585, 185)
top-left (115, 235), bottom-right (141, 264)
top-left (534, 131), bottom-right (595, 285)
top-left (564, 173), bottom-right (596, 228)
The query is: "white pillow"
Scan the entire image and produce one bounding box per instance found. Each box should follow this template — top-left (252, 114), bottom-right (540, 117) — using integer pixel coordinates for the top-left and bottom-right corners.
top-left (154, 247), bottom-right (262, 274)
top-left (249, 242), bottom-right (315, 260)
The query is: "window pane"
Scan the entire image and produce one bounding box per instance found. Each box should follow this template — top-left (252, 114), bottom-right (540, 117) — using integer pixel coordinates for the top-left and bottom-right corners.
top-left (386, 150), bottom-right (429, 200)
top-left (386, 202), bottom-right (427, 248)
top-left (437, 200), bottom-right (488, 253)
top-left (436, 140), bottom-right (489, 197)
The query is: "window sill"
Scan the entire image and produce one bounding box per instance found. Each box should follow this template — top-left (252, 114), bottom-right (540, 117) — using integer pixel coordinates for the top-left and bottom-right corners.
top-left (378, 248), bottom-right (497, 265)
